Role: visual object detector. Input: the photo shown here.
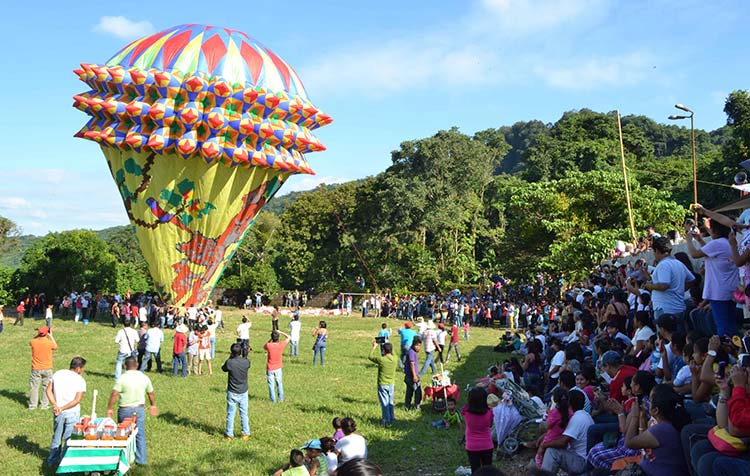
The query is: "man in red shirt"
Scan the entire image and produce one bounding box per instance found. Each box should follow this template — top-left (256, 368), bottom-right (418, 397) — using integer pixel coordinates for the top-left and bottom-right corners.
top-left (30, 326), bottom-right (57, 409)
top-left (445, 322), bottom-right (462, 363)
top-left (264, 330), bottom-right (289, 402)
top-left (172, 324), bottom-right (188, 377)
top-left (601, 350), bottom-right (637, 402)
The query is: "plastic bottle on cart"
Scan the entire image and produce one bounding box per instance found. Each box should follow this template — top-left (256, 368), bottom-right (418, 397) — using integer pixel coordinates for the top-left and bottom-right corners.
top-left (84, 423), bottom-right (98, 440)
top-left (114, 423), bottom-right (129, 440)
top-left (71, 424), bottom-right (85, 440)
top-left (102, 424), bottom-right (115, 440)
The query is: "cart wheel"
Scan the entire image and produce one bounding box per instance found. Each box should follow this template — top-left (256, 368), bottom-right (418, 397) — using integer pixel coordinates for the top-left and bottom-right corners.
top-left (517, 419), bottom-right (541, 445)
top-left (501, 436), bottom-right (519, 455)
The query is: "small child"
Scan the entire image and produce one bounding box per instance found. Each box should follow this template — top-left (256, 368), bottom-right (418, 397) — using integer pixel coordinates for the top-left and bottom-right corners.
top-left (463, 322), bottom-right (470, 341)
top-left (535, 387), bottom-right (572, 468)
top-left (622, 376), bottom-right (636, 412)
top-left (431, 398), bottom-right (463, 429)
top-left (274, 449), bottom-right (307, 476)
top-left (332, 417), bottom-right (344, 442)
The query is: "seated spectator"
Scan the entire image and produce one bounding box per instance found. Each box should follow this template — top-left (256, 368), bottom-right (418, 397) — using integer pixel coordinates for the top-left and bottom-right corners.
top-left (618, 384), bottom-right (690, 476)
top-left (601, 351), bottom-right (637, 403)
top-left (335, 458), bottom-right (384, 476)
top-left (539, 389), bottom-right (593, 475)
top-left (273, 449), bottom-right (308, 476)
top-left (335, 418), bottom-right (367, 464)
top-left (689, 364), bottom-right (750, 476)
top-left (533, 387), bottom-right (572, 468)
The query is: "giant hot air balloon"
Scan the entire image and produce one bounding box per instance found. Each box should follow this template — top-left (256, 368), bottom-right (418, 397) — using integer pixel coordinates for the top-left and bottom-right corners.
top-left (73, 24), bottom-right (331, 306)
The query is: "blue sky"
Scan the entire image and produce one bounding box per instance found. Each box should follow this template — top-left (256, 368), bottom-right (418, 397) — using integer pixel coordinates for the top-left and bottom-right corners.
top-left (0, 0), bottom-right (748, 235)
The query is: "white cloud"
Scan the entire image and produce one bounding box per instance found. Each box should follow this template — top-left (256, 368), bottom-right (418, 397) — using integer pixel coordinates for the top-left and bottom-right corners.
top-left (0, 197), bottom-right (31, 210)
top-left (300, 0), bottom-right (647, 97)
top-left (281, 175), bottom-right (349, 194)
top-left (93, 16), bottom-right (155, 40)
top-left (533, 52), bottom-right (655, 89)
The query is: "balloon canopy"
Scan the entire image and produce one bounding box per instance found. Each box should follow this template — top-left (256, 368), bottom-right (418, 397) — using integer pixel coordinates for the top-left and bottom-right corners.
top-left (73, 24), bottom-right (332, 306)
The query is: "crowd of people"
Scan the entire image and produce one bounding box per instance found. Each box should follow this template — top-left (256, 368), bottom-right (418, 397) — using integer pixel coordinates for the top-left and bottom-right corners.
top-left (10, 203), bottom-right (750, 475)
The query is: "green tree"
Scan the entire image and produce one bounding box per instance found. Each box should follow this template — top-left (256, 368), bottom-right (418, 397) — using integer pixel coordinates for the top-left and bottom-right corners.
top-left (15, 230), bottom-right (117, 298)
top-left (0, 216), bottom-right (20, 254)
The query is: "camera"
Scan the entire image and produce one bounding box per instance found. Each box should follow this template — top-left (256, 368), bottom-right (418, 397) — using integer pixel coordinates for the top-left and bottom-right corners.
top-left (718, 361), bottom-right (727, 378)
top-left (375, 336), bottom-right (386, 344)
top-left (740, 354), bottom-right (750, 368)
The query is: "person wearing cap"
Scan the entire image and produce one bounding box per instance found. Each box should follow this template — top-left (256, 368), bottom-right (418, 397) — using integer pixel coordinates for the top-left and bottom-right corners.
top-left (172, 324), bottom-right (189, 377)
top-left (397, 322), bottom-right (418, 370)
top-left (45, 356), bottom-right (87, 468)
top-left (106, 357), bottom-right (158, 465)
top-left (300, 439), bottom-right (328, 476)
top-left (29, 326), bottom-right (57, 410)
top-left (601, 350), bottom-right (637, 403)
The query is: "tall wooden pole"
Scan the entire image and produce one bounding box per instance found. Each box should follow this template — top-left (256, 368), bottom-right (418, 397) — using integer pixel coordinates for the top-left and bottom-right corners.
top-left (617, 110), bottom-right (638, 244)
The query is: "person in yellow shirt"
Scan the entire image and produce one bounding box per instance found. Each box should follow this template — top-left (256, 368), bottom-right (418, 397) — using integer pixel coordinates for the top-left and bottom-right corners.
top-left (106, 357), bottom-right (157, 465)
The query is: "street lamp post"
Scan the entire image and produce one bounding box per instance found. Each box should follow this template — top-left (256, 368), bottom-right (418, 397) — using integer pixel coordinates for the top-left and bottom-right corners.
top-left (668, 103), bottom-right (697, 222)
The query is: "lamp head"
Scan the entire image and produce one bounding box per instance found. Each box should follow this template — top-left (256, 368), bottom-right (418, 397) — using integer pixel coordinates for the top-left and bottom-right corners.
top-left (675, 104), bottom-right (693, 113)
top-left (668, 115), bottom-right (690, 120)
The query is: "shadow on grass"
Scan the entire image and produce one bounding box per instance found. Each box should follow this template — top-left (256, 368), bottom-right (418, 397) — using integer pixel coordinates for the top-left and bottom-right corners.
top-left (6, 434), bottom-right (49, 458)
top-left (0, 388), bottom-right (28, 407)
top-left (159, 411), bottom-right (224, 436)
top-left (146, 447), bottom-right (257, 476)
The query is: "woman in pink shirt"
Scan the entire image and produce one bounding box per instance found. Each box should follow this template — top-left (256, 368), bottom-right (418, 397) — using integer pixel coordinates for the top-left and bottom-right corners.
top-left (462, 387), bottom-right (494, 473)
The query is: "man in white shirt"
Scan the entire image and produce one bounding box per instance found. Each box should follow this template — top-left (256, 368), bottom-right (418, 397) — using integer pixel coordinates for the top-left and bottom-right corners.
top-left (288, 314), bottom-right (301, 357)
top-left (114, 323), bottom-right (139, 380)
top-left (140, 323), bottom-right (164, 373)
top-left (547, 339), bottom-right (566, 389)
top-left (236, 316), bottom-right (252, 357)
top-left (540, 390), bottom-right (593, 475)
top-left (45, 356), bottom-right (87, 468)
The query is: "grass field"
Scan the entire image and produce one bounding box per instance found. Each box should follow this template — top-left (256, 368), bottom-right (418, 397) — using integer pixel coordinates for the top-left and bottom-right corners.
top-left (0, 310), bottom-right (507, 476)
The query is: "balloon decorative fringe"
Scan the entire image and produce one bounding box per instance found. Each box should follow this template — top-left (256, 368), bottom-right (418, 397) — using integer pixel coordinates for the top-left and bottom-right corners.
top-left (72, 24), bottom-right (331, 175)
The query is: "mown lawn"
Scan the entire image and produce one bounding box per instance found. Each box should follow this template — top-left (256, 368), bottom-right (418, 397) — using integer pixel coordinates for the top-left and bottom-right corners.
top-left (0, 310), bottom-right (506, 476)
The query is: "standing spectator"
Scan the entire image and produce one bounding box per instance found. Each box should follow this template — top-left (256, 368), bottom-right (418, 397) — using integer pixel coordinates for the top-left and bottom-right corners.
top-left (15, 299), bottom-right (25, 326)
top-left (397, 322), bottom-right (418, 369)
top-left (106, 357), bottom-right (158, 466)
top-left (288, 313), bottom-right (301, 358)
top-left (335, 417), bottom-right (367, 464)
top-left (0, 304), bottom-right (4, 333)
top-left (312, 321), bottom-right (328, 366)
top-left (419, 320), bottom-right (440, 376)
top-left (404, 336), bottom-right (422, 410)
top-left (207, 319), bottom-right (218, 359)
top-left (271, 305), bottom-right (280, 331)
top-left (187, 326), bottom-right (199, 375)
top-left (236, 316), bottom-right (252, 358)
top-left (643, 237), bottom-right (695, 325)
top-left (222, 343), bottom-right (251, 440)
top-left (435, 323), bottom-right (448, 364)
top-left (29, 326), bottom-right (57, 410)
top-left (172, 324), bottom-right (188, 378)
top-left (45, 356), bottom-right (86, 468)
top-left (462, 387), bottom-right (494, 473)
top-left (114, 322), bottom-right (139, 380)
top-left (686, 220), bottom-right (739, 336)
top-left (140, 322), bottom-right (164, 373)
top-left (45, 304), bottom-right (53, 329)
top-left (197, 325), bottom-right (213, 376)
top-left (540, 390), bottom-right (594, 475)
top-left (255, 291), bottom-right (263, 308)
top-left (264, 331), bottom-right (290, 402)
top-left (445, 321), bottom-right (461, 362)
top-left (368, 341), bottom-right (397, 425)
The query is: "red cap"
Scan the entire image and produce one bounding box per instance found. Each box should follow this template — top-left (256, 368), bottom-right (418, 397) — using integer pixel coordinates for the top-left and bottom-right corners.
top-left (404, 322), bottom-right (412, 328)
top-left (438, 323), bottom-right (445, 329)
top-left (38, 326), bottom-right (50, 336)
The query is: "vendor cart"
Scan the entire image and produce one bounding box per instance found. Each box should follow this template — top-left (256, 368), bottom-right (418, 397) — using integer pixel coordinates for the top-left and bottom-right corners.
top-left (56, 429), bottom-right (137, 476)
